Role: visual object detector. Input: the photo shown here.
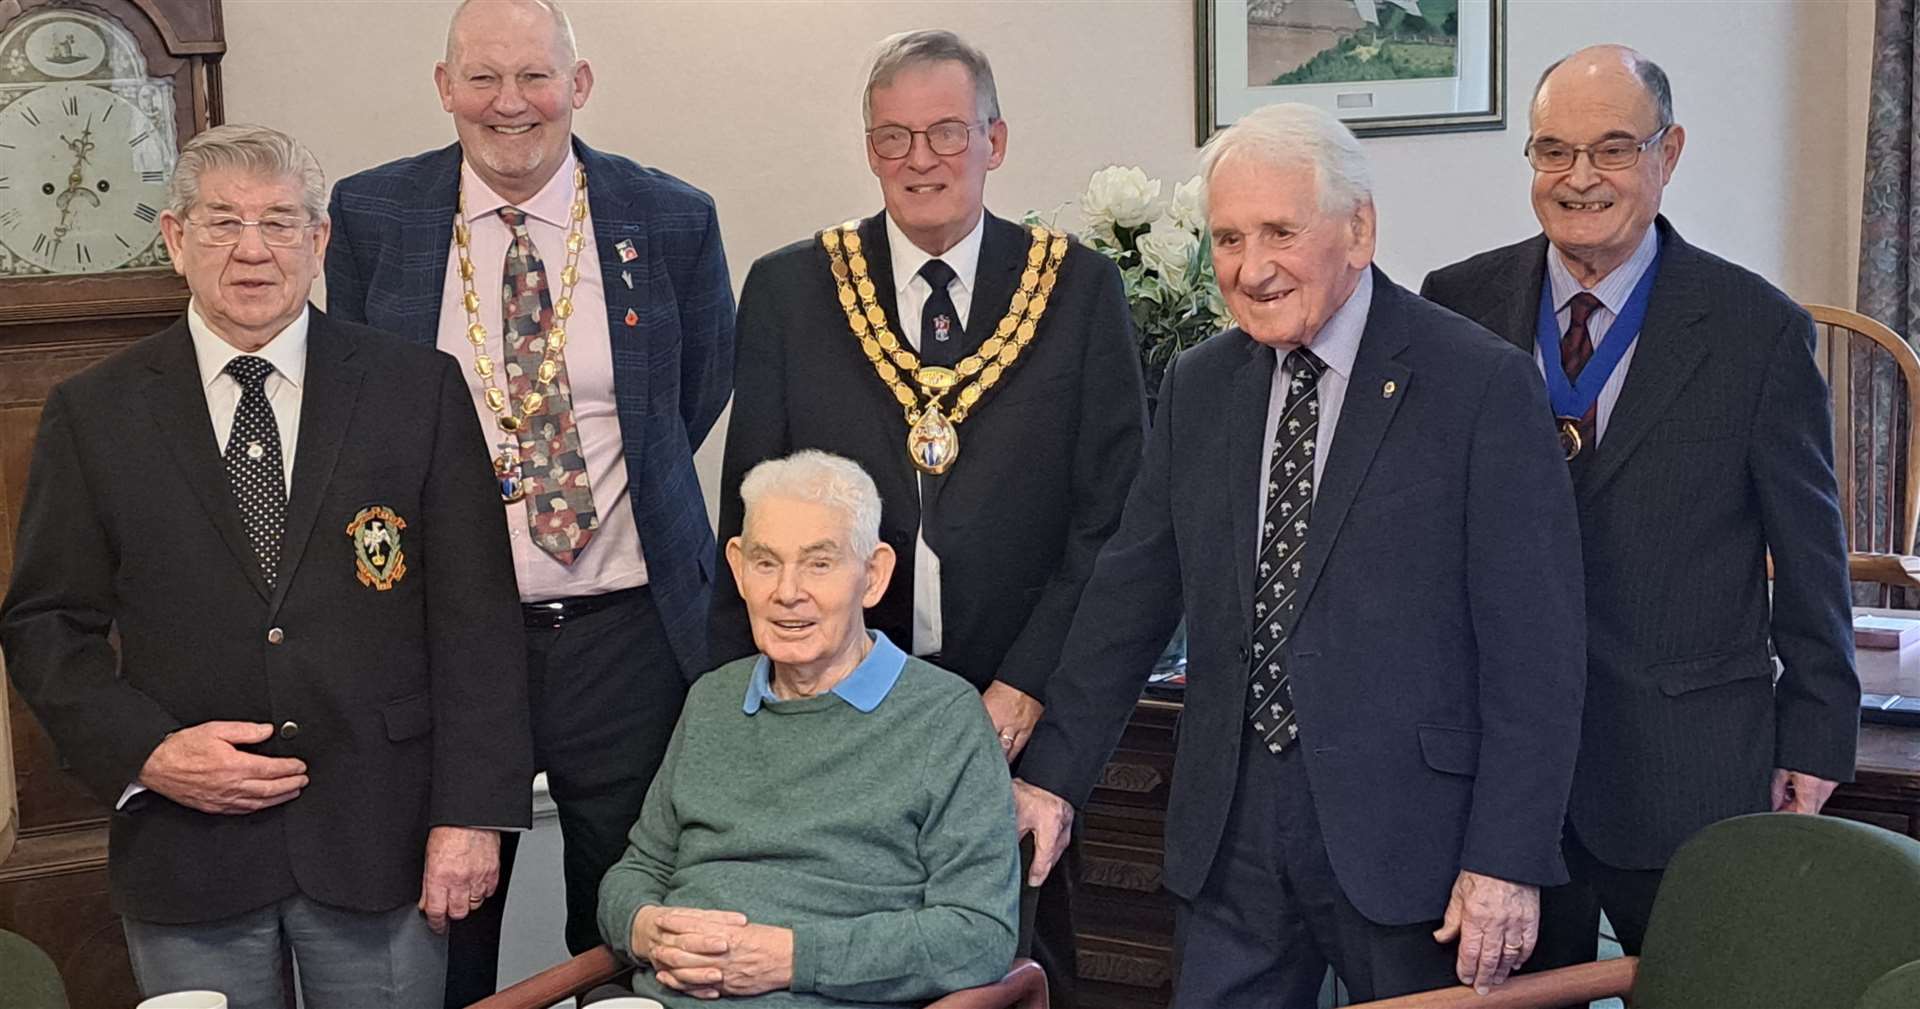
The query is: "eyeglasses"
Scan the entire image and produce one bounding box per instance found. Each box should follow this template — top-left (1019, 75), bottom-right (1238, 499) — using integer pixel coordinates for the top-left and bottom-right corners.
top-left (186, 215), bottom-right (315, 247)
top-left (1524, 125), bottom-right (1672, 173)
top-left (866, 119), bottom-right (985, 160)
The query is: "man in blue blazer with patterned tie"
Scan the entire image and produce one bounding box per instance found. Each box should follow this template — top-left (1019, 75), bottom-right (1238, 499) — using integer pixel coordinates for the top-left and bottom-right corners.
top-left (323, 2), bottom-right (733, 1002)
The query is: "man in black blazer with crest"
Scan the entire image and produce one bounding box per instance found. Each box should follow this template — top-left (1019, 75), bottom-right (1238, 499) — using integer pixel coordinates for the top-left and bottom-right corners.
top-left (1, 126), bottom-right (530, 1007)
top-left (1421, 46), bottom-right (1857, 973)
top-left (1017, 103), bottom-right (1587, 1007)
top-left (711, 31), bottom-right (1144, 1006)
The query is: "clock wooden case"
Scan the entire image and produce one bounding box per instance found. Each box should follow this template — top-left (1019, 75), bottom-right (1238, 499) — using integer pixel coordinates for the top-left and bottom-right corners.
top-left (0, 3), bottom-right (223, 1005)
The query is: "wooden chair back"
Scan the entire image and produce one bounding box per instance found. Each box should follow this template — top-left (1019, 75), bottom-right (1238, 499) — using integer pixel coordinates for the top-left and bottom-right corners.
top-left (1807, 304), bottom-right (1920, 600)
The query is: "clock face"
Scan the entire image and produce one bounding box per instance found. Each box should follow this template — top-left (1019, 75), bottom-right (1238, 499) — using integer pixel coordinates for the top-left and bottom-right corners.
top-left (0, 81), bottom-right (173, 274)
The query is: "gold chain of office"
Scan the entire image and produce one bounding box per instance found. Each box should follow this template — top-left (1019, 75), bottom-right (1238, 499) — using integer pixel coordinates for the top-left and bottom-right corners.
top-left (452, 164), bottom-right (589, 436)
top-left (818, 221), bottom-right (1068, 474)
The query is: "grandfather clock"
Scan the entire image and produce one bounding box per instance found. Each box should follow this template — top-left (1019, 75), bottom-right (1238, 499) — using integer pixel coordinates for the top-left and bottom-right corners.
top-left (0, 2), bottom-right (223, 1004)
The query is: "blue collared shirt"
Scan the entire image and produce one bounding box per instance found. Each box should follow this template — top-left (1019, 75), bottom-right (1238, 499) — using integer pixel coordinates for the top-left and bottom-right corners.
top-left (1540, 224), bottom-right (1660, 443)
top-left (743, 630), bottom-right (908, 714)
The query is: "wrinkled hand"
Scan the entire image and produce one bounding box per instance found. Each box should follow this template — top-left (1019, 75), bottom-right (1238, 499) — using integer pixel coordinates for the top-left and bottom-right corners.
top-left (418, 826), bottom-right (500, 934)
top-left (1013, 778), bottom-right (1074, 887)
top-left (1772, 768), bottom-right (1839, 814)
top-left (137, 721), bottom-right (307, 815)
top-left (1432, 870), bottom-right (1538, 994)
top-left (644, 913), bottom-right (793, 999)
top-left (982, 681), bottom-right (1044, 763)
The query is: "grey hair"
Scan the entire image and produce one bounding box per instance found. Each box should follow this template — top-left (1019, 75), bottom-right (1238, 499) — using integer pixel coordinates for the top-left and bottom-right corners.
top-left (1532, 47), bottom-right (1674, 129)
top-left (1197, 102), bottom-right (1372, 216)
top-left (739, 451), bottom-right (884, 561)
top-left (166, 124), bottom-right (326, 221)
top-left (862, 29), bottom-right (1000, 127)
top-left (446, 0), bottom-right (579, 66)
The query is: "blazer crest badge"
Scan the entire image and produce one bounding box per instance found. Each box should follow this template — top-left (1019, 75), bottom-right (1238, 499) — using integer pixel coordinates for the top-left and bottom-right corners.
top-left (347, 506), bottom-right (408, 591)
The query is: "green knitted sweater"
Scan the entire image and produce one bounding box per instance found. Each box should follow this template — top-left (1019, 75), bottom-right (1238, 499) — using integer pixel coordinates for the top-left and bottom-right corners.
top-left (597, 653), bottom-right (1019, 1007)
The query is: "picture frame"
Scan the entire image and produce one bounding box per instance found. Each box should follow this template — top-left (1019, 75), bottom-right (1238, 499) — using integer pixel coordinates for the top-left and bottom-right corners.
top-left (1195, 0), bottom-right (1506, 143)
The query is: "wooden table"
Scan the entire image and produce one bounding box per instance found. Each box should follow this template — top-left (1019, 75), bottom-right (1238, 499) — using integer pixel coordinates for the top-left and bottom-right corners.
top-left (1827, 611), bottom-right (1920, 839)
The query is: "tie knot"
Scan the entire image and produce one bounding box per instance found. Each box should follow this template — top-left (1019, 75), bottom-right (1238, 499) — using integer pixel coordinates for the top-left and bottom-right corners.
top-left (918, 258), bottom-right (957, 290)
top-left (1568, 292), bottom-right (1603, 327)
top-left (497, 206), bottom-right (528, 229)
top-left (223, 355), bottom-right (275, 390)
top-left (1286, 347), bottom-right (1327, 384)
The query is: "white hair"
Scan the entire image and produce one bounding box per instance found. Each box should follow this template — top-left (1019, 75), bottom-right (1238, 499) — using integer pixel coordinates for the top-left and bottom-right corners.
top-left (739, 451), bottom-right (883, 560)
top-left (1198, 102), bottom-right (1373, 216)
top-left (862, 29), bottom-right (1000, 127)
top-left (167, 123), bottom-right (326, 220)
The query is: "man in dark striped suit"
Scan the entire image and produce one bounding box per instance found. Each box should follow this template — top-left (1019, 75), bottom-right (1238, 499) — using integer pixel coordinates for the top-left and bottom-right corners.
top-left (324, 2), bottom-right (733, 1002)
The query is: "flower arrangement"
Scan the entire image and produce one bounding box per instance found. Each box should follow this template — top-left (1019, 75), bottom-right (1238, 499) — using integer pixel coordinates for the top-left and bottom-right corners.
top-left (1074, 166), bottom-right (1234, 394)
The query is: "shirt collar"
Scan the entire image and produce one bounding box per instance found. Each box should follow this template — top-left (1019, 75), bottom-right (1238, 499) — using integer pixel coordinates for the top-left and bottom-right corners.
top-left (1293, 267), bottom-right (1372, 381)
top-left (743, 630), bottom-right (907, 714)
top-left (187, 300), bottom-right (310, 392)
top-left (460, 149), bottom-right (581, 229)
top-left (886, 212), bottom-right (985, 299)
top-left (1546, 223), bottom-right (1659, 315)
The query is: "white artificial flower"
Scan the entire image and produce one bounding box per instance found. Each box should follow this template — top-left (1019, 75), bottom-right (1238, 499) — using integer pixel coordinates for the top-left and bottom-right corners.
top-left (1168, 176), bottom-right (1206, 233)
top-left (1081, 166), bottom-right (1163, 229)
top-left (1137, 216), bottom-right (1200, 287)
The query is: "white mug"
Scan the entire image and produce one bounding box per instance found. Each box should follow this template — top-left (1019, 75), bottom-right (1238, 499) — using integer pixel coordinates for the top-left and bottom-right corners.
top-left (589, 999), bottom-right (665, 1009)
top-left (135, 993), bottom-right (228, 1009)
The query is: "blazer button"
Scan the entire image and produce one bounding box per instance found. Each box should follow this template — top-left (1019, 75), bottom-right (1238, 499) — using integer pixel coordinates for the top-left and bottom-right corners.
top-left (267, 627), bottom-right (285, 645)
top-left (279, 720), bottom-right (300, 740)
top-left (1238, 645), bottom-right (1250, 661)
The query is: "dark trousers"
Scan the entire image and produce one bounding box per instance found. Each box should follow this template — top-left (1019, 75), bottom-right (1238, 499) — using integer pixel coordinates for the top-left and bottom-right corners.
top-left (1529, 822), bottom-right (1665, 971)
top-left (444, 587), bottom-right (687, 1007)
top-left (1171, 733), bottom-right (1457, 1009)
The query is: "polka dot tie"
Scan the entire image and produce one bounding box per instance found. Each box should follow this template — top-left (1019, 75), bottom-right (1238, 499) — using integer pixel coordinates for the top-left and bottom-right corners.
top-left (222, 355), bottom-right (287, 588)
top-left (1247, 347), bottom-right (1326, 757)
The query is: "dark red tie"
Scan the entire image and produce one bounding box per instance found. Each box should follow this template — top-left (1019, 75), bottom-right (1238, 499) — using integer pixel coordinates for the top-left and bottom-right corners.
top-left (1560, 292), bottom-right (1603, 447)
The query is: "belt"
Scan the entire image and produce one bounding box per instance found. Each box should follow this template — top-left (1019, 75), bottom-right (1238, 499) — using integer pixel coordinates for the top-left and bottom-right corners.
top-left (522, 586), bottom-right (646, 629)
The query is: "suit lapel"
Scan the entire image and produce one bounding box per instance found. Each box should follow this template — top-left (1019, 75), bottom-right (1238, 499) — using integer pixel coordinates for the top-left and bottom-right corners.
top-left (273, 313), bottom-right (364, 613)
top-left (1487, 237), bottom-right (1551, 352)
top-left (1230, 339), bottom-right (1277, 629)
top-left (1577, 222), bottom-right (1710, 497)
top-left (141, 321), bottom-right (272, 602)
top-left (966, 214), bottom-right (1024, 359)
top-left (397, 145), bottom-right (461, 346)
top-left (861, 212), bottom-right (906, 340)
top-left (1292, 271), bottom-right (1411, 621)
top-left (579, 141), bottom-right (652, 432)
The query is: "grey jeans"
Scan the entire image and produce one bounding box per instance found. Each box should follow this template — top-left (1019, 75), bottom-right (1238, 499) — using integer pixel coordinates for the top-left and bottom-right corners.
top-left (123, 893), bottom-right (446, 1009)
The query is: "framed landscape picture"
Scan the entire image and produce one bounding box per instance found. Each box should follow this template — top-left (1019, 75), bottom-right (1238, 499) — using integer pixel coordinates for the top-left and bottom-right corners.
top-left (1196, 0), bottom-right (1506, 142)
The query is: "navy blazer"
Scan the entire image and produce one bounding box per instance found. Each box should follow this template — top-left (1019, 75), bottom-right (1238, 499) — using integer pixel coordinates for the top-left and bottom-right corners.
top-left (324, 138), bottom-right (734, 678)
top-left (1422, 217), bottom-right (1858, 869)
top-left (1020, 271), bottom-right (1587, 925)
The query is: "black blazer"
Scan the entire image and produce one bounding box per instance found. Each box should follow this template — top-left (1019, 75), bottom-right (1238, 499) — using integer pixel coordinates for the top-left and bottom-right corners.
top-left (1020, 272), bottom-right (1587, 925)
top-left (1421, 217), bottom-right (1859, 870)
top-left (0, 311), bottom-right (532, 923)
top-left (710, 212), bottom-right (1145, 696)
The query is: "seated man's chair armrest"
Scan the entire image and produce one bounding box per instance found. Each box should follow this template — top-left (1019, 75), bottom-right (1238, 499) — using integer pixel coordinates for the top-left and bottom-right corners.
top-left (1851, 552), bottom-right (1920, 591)
top-left (926, 958), bottom-right (1049, 1009)
top-left (466, 945), bottom-right (628, 1009)
top-left (1339, 958), bottom-right (1638, 1009)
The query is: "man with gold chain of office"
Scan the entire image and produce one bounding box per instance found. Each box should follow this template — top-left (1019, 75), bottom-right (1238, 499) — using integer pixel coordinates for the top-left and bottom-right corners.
top-left (711, 30), bottom-right (1144, 1006)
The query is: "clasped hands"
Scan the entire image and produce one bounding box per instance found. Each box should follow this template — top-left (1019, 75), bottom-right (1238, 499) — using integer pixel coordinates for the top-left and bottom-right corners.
top-left (631, 905), bottom-right (793, 999)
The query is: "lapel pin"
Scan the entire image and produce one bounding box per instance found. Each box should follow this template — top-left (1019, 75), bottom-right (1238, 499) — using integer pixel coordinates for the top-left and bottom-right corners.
top-left (624, 308), bottom-right (639, 328)
top-left (621, 269), bottom-right (633, 289)
top-left (615, 238), bottom-right (638, 263)
top-left (1382, 380), bottom-right (1397, 399)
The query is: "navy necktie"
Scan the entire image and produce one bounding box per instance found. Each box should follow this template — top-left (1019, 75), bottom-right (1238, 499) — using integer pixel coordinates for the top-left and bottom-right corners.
top-left (223, 355), bottom-right (287, 588)
top-left (918, 259), bottom-right (964, 368)
top-left (1248, 347), bottom-right (1327, 756)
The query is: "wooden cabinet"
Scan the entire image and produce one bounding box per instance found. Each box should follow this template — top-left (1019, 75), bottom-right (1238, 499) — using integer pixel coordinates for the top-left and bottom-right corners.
top-left (1074, 697), bottom-right (1180, 1009)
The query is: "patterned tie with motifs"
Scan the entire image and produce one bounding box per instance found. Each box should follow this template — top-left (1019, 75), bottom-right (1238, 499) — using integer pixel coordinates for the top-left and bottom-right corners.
top-left (223, 355), bottom-right (288, 588)
top-left (1247, 347), bottom-right (1326, 756)
top-left (499, 206), bottom-right (597, 565)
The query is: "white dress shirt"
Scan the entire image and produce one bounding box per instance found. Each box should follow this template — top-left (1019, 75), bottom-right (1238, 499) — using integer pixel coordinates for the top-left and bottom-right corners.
top-left (884, 212), bottom-right (986, 657)
top-left (1255, 269), bottom-right (1373, 539)
top-left (1539, 223), bottom-right (1660, 443)
top-left (122, 303), bottom-right (310, 807)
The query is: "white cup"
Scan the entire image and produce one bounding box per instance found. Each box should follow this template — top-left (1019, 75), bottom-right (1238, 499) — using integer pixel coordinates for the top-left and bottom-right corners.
top-left (589, 1000), bottom-right (665, 1009)
top-left (136, 993), bottom-right (228, 1009)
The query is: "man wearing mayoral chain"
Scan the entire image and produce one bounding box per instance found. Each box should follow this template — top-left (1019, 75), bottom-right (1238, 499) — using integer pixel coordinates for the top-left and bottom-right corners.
top-left (325, 1), bottom-right (734, 1001)
top-left (1422, 45), bottom-right (1857, 974)
top-left (1017, 103), bottom-right (1586, 1006)
top-left (711, 29), bottom-right (1144, 1006)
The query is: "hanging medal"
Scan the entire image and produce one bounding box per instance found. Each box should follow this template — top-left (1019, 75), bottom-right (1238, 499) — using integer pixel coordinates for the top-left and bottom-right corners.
top-left (494, 440), bottom-right (526, 504)
top-left (1535, 244), bottom-right (1663, 461)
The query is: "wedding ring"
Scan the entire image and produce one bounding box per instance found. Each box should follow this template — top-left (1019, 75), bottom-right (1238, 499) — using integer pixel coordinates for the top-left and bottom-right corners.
top-left (1502, 943), bottom-right (1523, 951)
top-left (469, 894), bottom-right (486, 905)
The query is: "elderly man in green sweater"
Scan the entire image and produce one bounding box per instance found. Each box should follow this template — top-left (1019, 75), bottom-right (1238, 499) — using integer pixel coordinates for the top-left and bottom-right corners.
top-left (598, 450), bottom-right (1020, 1006)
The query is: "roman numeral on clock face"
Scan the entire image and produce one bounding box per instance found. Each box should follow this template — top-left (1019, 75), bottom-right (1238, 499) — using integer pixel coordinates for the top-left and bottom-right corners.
top-left (134, 203), bottom-right (158, 224)
top-left (19, 106), bottom-right (40, 127)
top-left (62, 95), bottom-right (79, 118)
top-left (32, 233), bottom-right (48, 254)
top-left (141, 170), bottom-right (165, 184)
top-left (72, 243), bottom-right (91, 266)
top-left (127, 130), bottom-right (150, 148)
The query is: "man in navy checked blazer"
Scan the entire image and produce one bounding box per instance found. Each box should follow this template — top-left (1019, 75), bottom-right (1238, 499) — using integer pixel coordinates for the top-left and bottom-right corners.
top-left (323, 2), bottom-right (733, 1001)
